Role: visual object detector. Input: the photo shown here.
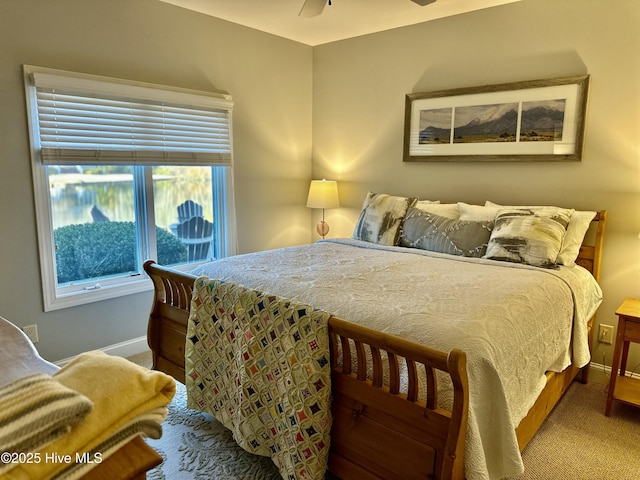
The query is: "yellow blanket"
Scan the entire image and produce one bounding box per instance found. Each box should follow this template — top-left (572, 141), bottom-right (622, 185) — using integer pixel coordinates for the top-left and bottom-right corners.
top-left (3, 351), bottom-right (175, 480)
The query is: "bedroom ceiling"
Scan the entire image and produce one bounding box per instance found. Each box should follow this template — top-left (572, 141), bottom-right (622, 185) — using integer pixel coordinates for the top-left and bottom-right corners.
top-left (157, 0), bottom-right (521, 46)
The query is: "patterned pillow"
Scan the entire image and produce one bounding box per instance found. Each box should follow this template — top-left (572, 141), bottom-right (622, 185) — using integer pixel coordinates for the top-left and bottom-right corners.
top-left (400, 208), bottom-right (493, 257)
top-left (485, 202), bottom-right (595, 266)
top-left (484, 207), bottom-right (573, 268)
top-left (352, 192), bottom-right (416, 246)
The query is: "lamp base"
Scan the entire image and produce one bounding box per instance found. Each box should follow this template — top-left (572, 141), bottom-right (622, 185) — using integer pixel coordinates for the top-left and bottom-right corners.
top-left (316, 220), bottom-right (329, 238)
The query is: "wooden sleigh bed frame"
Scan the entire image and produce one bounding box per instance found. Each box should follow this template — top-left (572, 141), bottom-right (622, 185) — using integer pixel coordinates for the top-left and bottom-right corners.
top-left (144, 210), bottom-right (606, 480)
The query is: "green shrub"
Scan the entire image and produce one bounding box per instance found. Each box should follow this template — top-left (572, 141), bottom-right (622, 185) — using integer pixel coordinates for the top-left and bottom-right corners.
top-left (54, 222), bottom-right (187, 284)
top-left (156, 226), bottom-right (189, 265)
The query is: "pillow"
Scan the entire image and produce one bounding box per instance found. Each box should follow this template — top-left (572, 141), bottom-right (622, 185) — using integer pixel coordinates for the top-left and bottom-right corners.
top-left (484, 207), bottom-right (574, 268)
top-left (557, 210), bottom-right (596, 265)
top-left (414, 201), bottom-right (460, 219)
top-left (485, 202), bottom-right (595, 266)
top-left (352, 192), bottom-right (416, 246)
top-left (458, 203), bottom-right (501, 222)
top-left (400, 207), bottom-right (494, 257)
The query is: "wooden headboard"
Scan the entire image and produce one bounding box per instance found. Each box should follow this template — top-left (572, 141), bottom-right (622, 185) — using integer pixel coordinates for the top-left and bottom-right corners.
top-left (575, 210), bottom-right (607, 282)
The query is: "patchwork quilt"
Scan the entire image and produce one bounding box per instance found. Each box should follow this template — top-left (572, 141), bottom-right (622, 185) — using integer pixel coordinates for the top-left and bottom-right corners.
top-left (185, 278), bottom-right (332, 480)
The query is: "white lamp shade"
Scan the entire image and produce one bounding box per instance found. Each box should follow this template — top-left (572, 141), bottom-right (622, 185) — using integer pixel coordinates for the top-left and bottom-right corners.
top-left (306, 180), bottom-right (339, 209)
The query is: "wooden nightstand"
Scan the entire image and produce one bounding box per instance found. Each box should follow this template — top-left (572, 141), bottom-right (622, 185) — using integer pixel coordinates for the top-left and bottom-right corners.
top-left (605, 298), bottom-right (640, 416)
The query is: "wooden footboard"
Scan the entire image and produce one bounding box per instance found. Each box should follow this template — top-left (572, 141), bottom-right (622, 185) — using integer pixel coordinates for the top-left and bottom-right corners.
top-left (328, 317), bottom-right (468, 480)
top-left (143, 260), bottom-right (468, 479)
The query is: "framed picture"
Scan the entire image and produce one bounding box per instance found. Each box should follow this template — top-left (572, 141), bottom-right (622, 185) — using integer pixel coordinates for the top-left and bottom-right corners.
top-left (403, 75), bottom-right (590, 162)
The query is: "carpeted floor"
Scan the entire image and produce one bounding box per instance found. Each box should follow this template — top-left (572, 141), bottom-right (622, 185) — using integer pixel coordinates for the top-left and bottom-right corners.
top-left (129, 352), bottom-right (640, 479)
top-left (507, 380), bottom-right (640, 480)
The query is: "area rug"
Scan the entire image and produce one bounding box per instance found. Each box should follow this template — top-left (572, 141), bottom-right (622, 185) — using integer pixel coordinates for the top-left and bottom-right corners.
top-left (134, 345), bottom-right (640, 480)
top-left (146, 381), bottom-right (281, 480)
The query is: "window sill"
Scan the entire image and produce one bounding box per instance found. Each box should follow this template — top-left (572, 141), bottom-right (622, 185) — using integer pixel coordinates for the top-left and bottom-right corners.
top-left (44, 277), bottom-right (153, 312)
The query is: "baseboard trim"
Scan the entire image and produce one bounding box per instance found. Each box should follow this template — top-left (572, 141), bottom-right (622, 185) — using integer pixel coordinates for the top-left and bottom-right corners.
top-left (55, 335), bottom-right (149, 367)
top-left (588, 361), bottom-right (611, 384)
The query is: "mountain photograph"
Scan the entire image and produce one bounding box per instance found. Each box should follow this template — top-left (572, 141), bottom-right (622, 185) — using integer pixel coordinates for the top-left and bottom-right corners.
top-left (418, 99), bottom-right (566, 145)
top-left (519, 99), bottom-right (566, 142)
top-left (418, 107), bottom-right (452, 144)
top-left (452, 103), bottom-right (518, 143)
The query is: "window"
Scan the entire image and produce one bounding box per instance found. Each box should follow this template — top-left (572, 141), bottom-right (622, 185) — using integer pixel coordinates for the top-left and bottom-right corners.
top-left (24, 65), bottom-right (237, 311)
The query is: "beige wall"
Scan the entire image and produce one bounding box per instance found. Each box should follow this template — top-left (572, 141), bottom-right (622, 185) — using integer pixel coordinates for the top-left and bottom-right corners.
top-left (0, 0), bottom-right (313, 361)
top-left (312, 0), bottom-right (640, 369)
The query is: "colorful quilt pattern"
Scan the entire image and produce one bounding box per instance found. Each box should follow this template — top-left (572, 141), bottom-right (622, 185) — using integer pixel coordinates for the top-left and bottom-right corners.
top-left (185, 277), bottom-right (332, 480)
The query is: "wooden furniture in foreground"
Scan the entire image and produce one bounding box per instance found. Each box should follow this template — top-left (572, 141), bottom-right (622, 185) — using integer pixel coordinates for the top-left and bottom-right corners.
top-left (0, 317), bottom-right (162, 480)
top-left (605, 298), bottom-right (640, 416)
top-left (144, 210), bottom-right (606, 480)
top-left (84, 436), bottom-right (161, 480)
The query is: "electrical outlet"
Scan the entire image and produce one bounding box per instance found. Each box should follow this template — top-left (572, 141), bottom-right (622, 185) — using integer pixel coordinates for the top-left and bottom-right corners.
top-left (598, 324), bottom-right (613, 345)
top-left (22, 324), bottom-right (39, 344)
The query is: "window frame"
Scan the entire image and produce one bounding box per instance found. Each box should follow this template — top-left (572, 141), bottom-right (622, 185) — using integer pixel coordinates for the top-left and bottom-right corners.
top-left (23, 65), bottom-right (237, 311)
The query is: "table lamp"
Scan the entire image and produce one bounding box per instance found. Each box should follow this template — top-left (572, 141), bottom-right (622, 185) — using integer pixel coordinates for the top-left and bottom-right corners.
top-left (306, 179), bottom-right (339, 238)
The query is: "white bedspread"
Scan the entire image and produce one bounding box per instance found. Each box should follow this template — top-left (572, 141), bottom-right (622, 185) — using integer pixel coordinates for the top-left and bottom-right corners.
top-left (192, 238), bottom-right (602, 480)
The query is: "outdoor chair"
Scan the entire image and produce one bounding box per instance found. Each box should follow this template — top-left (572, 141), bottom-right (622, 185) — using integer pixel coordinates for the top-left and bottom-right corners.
top-left (177, 200), bottom-right (204, 224)
top-left (175, 216), bottom-right (214, 262)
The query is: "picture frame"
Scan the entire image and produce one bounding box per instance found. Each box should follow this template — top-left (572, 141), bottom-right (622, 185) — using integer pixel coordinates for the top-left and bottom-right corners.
top-left (403, 75), bottom-right (590, 162)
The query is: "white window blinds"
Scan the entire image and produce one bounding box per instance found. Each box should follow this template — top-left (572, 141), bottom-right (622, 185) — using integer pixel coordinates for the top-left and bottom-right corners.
top-left (28, 68), bottom-right (233, 166)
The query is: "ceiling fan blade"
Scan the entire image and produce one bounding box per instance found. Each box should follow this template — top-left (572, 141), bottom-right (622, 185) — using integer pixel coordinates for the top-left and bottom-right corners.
top-left (411, 0), bottom-right (437, 5)
top-left (299, 0), bottom-right (327, 17)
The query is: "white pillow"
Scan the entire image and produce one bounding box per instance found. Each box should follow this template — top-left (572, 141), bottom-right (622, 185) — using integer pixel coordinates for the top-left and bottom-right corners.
top-left (414, 201), bottom-right (460, 219)
top-left (458, 203), bottom-right (501, 222)
top-left (557, 210), bottom-right (597, 265)
top-left (485, 202), bottom-right (595, 266)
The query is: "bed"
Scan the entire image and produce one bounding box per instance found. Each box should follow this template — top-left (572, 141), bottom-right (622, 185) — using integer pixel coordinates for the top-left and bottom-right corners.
top-left (0, 316), bottom-right (174, 480)
top-left (144, 198), bottom-right (606, 480)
